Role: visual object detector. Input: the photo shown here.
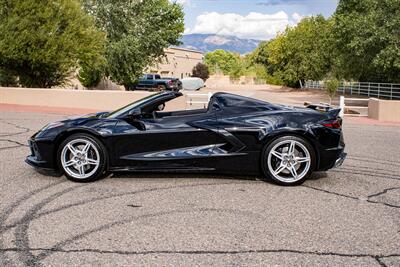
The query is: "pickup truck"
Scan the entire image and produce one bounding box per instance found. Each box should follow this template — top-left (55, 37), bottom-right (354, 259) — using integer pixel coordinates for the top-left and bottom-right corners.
top-left (129, 74), bottom-right (182, 91)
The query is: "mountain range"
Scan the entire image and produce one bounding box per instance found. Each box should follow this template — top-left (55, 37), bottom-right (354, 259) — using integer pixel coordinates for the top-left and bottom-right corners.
top-left (179, 34), bottom-right (262, 54)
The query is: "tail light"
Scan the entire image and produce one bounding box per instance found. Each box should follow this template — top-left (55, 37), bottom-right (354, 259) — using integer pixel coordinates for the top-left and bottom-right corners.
top-left (321, 119), bottom-right (342, 129)
top-left (167, 80), bottom-right (174, 86)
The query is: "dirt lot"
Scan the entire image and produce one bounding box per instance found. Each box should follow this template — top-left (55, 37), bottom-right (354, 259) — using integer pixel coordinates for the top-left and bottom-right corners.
top-left (0, 95), bottom-right (399, 266)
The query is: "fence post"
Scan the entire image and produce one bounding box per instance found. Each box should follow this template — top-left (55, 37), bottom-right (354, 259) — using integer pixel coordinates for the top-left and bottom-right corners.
top-left (368, 83), bottom-right (370, 97)
top-left (350, 82), bottom-right (353, 95)
top-left (358, 82), bottom-right (361, 95)
top-left (339, 96), bottom-right (345, 118)
top-left (377, 83), bottom-right (380, 98)
top-left (391, 84), bottom-right (393, 100)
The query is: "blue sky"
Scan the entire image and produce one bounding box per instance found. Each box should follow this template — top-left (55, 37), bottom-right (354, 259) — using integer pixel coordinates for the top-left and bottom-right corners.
top-left (176, 0), bottom-right (338, 40)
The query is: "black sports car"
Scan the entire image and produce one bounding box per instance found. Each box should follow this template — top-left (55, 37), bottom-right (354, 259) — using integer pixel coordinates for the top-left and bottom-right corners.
top-left (26, 91), bottom-right (346, 185)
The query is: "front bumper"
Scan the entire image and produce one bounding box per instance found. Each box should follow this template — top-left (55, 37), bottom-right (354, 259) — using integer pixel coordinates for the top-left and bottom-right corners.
top-left (25, 155), bottom-right (52, 170)
top-left (25, 137), bottom-right (57, 171)
top-left (25, 156), bottom-right (61, 176)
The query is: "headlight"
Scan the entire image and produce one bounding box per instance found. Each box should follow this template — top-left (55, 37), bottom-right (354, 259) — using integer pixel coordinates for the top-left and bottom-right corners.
top-left (41, 122), bottom-right (64, 131)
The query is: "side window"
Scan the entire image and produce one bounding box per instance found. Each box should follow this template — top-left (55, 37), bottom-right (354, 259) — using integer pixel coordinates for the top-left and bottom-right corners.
top-left (155, 74), bottom-right (161, 79)
top-left (146, 74), bottom-right (154, 80)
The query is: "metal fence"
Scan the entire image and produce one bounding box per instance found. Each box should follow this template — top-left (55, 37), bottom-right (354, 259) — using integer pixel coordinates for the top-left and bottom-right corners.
top-left (254, 79), bottom-right (267, 85)
top-left (185, 92), bottom-right (213, 110)
top-left (304, 81), bottom-right (400, 100)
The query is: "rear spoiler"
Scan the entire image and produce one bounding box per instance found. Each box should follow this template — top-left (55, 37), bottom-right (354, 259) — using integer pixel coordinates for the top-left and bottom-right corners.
top-left (304, 102), bottom-right (341, 119)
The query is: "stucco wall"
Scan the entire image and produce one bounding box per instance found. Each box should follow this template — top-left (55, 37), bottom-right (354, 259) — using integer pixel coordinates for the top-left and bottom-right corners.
top-left (0, 87), bottom-right (186, 111)
top-left (368, 98), bottom-right (400, 122)
top-left (152, 47), bottom-right (204, 79)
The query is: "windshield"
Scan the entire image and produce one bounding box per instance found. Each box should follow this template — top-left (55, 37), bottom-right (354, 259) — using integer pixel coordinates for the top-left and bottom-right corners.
top-left (106, 93), bottom-right (159, 118)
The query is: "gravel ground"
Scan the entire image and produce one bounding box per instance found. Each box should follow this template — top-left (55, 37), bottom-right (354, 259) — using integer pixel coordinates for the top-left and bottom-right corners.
top-left (0, 111), bottom-right (399, 267)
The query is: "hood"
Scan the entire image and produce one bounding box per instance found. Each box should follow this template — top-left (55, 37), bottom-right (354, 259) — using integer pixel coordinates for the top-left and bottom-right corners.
top-left (59, 111), bottom-right (110, 126)
top-left (35, 111), bottom-right (115, 139)
top-left (65, 111), bottom-right (109, 120)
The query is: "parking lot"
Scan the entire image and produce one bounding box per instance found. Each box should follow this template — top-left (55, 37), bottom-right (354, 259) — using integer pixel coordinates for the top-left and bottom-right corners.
top-left (0, 110), bottom-right (399, 266)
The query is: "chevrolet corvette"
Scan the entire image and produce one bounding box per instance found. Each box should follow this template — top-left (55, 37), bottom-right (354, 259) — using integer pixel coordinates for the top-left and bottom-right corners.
top-left (26, 91), bottom-right (346, 185)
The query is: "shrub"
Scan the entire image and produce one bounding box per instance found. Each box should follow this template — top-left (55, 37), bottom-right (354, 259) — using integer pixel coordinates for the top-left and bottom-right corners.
top-left (325, 78), bottom-right (340, 104)
top-left (78, 65), bottom-right (104, 88)
top-left (192, 63), bottom-right (209, 81)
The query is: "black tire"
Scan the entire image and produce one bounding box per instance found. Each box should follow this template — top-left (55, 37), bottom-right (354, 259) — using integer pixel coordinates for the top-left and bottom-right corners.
top-left (125, 84), bottom-right (136, 91)
top-left (57, 133), bottom-right (108, 183)
top-left (260, 135), bottom-right (316, 186)
top-left (157, 85), bottom-right (166, 91)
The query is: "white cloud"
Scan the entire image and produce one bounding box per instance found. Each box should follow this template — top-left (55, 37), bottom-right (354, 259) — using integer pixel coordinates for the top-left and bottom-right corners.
top-left (188, 11), bottom-right (303, 40)
top-left (291, 12), bottom-right (304, 23)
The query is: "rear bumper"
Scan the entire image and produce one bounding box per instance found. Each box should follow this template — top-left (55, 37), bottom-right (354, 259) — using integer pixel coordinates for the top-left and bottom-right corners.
top-left (333, 152), bottom-right (347, 168)
top-left (317, 146), bottom-right (346, 171)
top-left (167, 85), bottom-right (181, 91)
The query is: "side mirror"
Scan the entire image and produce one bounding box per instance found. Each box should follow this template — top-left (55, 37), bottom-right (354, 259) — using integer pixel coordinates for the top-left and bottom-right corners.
top-left (127, 108), bottom-right (141, 119)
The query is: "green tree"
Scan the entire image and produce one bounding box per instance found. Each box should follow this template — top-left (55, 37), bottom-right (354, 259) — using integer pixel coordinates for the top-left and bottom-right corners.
top-left (204, 50), bottom-right (243, 78)
top-left (249, 41), bottom-right (271, 67)
top-left (0, 0), bottom-right (105, 88)
top-left (192, 62), bottom-right (210, 81)
top-left (0, 68), bottom-right (18, 87)
top-left (263, 16), bottom-right (333, 87)
top-left (84, 0), bottom-right (184, 89)
top-left (333, 0), bottom-right (400, 83)
top-left (246, 42), bottom-right (283, 84)
top-left (249, 41), bottom-right (277, 75)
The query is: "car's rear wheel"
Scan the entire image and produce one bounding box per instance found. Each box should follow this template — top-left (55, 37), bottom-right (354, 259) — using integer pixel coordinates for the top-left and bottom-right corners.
top-left (58, 134), bottom-right (107, 182)
top-left (157, 85), bottom-right (166, 91)
top-left (261, 135), bottom-right (316, 186)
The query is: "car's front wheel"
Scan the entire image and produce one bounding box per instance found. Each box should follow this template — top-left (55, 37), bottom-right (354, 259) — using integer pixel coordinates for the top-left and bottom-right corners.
top-left (261, 135), bottom-right (316, 186)
top-left (58, 134), bottom-right (107, 182)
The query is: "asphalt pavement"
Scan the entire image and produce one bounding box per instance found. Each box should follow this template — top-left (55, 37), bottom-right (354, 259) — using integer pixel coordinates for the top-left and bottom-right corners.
top-left (0, 111), bottom-right (399, 267)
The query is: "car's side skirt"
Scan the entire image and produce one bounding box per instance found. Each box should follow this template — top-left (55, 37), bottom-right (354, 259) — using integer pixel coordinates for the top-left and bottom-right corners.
top-left (109, 166), bottom-right (216, 172)
top-left (119, 143), bottom-right (246, 161)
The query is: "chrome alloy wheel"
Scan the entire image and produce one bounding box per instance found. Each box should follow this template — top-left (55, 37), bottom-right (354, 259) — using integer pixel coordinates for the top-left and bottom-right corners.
top-left (61, 138), bottom-right (100, 179)
top-left (267, 140), bottom-right (311, 183)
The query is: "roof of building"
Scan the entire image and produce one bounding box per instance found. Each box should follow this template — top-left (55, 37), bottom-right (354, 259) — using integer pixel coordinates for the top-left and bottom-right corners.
top-left (168, 46), bottom-right (204, 54)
